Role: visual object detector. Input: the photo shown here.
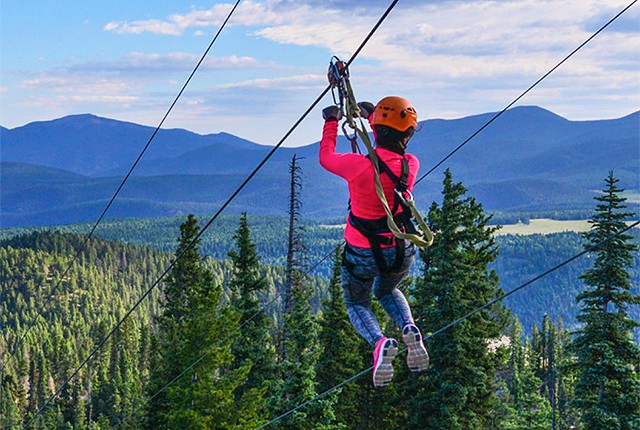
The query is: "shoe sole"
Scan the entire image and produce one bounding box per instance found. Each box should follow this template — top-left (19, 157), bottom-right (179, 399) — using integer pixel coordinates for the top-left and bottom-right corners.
top-left (373, 339), bottom-right (398, 388)
top-left (403, 326), bottom-right (429, 372)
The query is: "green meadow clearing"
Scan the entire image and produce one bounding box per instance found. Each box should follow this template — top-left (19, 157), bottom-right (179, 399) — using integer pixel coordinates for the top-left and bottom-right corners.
top-left (496, 218), bottom-right (638, 236)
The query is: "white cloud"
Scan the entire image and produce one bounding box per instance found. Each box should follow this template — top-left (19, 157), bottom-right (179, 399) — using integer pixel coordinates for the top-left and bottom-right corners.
top-left (249, 0), bottom-right (639, 84)
top-left (103, 1), bottom-right (291, 35)
top-left (5, 0), bottom-right (637, 144)
top-left (74, 52), bottom-right (265, 74)
top-left (218, 73), bottom-right (324, 90)
top-left (20, 76), bottom-right (133, 94)
top-left (99, 0), bottom-right (638, 88)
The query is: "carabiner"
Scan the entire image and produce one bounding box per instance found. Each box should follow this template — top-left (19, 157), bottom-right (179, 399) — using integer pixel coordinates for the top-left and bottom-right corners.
top-left (395, 189), bottom-right (414, 205)
top-left (342, 121), bottom-right (361, 154)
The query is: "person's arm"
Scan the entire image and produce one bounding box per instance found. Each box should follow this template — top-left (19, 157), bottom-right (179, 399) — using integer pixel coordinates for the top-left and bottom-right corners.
top-left (319, 107), bottom-right (363, 180)
top-left (319, 120), bottom-right (355, 179)
top-left (406, 154), bottom-right (421, 191)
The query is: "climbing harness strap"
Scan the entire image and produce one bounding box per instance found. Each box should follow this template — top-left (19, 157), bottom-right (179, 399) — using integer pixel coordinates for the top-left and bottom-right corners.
top-left (327, 57), bottom-right (435, 252)
top-left (348, 156), bottom-right (411, 273)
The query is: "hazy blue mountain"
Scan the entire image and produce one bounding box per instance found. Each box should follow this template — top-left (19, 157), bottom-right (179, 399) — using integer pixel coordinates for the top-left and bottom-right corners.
top-left (1, 106), bottom-right (638, 227)
top-left (1, 114), bottom-right (259, 176)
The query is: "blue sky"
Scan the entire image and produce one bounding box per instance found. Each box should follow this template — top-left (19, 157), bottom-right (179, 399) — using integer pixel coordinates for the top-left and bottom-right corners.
top-left (2, 0), bottom-right (638, 146)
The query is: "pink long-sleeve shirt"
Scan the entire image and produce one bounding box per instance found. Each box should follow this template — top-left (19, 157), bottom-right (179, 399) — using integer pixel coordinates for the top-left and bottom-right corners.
top-left (319, 119), bottom-right (420, 248)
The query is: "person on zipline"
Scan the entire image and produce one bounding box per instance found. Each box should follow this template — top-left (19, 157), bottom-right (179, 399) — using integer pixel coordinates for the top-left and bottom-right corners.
top-left (319, 96), bottom-right (429, 387)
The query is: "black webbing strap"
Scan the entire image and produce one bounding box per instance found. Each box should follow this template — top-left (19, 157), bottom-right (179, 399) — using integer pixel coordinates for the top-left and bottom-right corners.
top-left (347, 154), bottom-right (413, 273)
top-left (349, 213), bottom-right (405, 273)
top-left (366, 154), bottom-right (410, 214)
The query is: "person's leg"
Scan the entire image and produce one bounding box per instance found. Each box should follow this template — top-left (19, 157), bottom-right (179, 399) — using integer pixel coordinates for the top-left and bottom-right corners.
top-left (342, 271), bottom-right (382, 347)
top-left (373, 242), bottom-right (429, 372)
top-left (342, 244), bottom-right (399, 387)
top-left (373, 241), bottom-right (417, 329)
top-left (341, 245), bottom-right (383, 347)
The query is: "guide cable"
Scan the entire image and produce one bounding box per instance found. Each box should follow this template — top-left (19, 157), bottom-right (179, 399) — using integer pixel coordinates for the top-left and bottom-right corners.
top-left (24, 0), bottom-right (401, 426)
top-left (0, 0), bottom-right (244, 376)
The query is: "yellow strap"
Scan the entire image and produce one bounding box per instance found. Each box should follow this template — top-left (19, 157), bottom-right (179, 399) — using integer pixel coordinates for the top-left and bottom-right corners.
top-left (343, 80), bottom-right (434, 248)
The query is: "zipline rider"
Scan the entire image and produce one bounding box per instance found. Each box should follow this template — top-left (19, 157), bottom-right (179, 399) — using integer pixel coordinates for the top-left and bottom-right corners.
top-left (319, 96), bottom-right (430, 388)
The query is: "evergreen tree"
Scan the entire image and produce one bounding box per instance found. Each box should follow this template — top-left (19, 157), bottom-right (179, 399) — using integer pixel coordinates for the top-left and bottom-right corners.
top-left (1, 374), bottom-right (22, 428)
top-left (502, 315), bottom-right (553, 429)
top-left (146, 214), bottom-right (258, 429)
top-left (409, 169), bottom-right (510, 429)
top-left (530, 315), bottom-right (558, 427)
top-left (271, 156), bottom-right (339, 429)
top-left (227, 212), bottom-right (275, 418)
top-left (571, 172), bottom-right (640, 429)
top-left (529, 314), bottom-right (578, 429)
top-left (316, 246), bottom-right (371, 428)
top-left (555, 318), bottom-right (579, 430)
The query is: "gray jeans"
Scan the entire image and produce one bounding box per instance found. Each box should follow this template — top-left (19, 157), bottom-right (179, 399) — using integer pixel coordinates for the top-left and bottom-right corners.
top-left (341, 241), bottom-right (416, 347)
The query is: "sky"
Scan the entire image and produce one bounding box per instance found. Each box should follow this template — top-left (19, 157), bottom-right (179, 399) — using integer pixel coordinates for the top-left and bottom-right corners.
top-left (1, 0), bottom-right (639, 147)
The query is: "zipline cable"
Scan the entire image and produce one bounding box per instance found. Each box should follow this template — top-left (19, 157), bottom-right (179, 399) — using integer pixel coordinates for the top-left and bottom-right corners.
top-left (0, 0), bottom-right (243, 376)
top-left (256, 219), bottom-right (640, 430)
top-left (416, 0), bottom-right (638, 185)
top-left (24, 0), bottom-right (401, 426)
top-left (282, 0), bottom-right (640, 298)
top-left (255, 2), bottom-right (640, 426)
top-left (135, 0), bottom-right (637, 416)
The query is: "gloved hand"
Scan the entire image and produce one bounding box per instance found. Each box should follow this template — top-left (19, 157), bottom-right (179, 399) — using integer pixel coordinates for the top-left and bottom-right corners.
top-left (357, 101), bottom-right (375, 119)
top-left (322, 105), bottom-right (343, 121)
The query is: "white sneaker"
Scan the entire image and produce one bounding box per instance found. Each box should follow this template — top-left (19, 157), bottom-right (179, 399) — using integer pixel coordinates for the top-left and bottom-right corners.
top-left (402, 324), bottom-right (429, 372)
top-left (372, 337), bottom-right (398, 388)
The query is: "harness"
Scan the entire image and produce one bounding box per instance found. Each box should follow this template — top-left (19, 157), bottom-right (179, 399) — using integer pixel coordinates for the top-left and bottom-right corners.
top-left (328, 56), bottom-right (434, 274)
top-left (348, 155), bottom-right (421, 273)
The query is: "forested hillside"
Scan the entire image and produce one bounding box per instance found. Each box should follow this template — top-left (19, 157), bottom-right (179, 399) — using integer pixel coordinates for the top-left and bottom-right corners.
top-left (0, 229), bottom-right (328, 427)
top-left (3, 108), bottom-right (638, 227)
top-left (4, 215), bottom-right (638, 338)
top-left (2, 211), bottom-right (638, 427)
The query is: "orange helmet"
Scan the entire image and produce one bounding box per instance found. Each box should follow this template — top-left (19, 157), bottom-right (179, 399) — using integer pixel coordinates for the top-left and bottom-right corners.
top-left (371, 96), bottom-right (417, 132)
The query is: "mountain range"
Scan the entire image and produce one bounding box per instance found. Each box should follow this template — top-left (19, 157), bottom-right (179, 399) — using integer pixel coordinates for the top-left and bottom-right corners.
top-left (1, 106), bottom-right (638, 228)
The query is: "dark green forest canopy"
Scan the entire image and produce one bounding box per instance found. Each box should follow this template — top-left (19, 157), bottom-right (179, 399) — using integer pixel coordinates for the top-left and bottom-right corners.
top-left (1, 212), bottom-right (638, 428)
top-left (2, 215), bottom-right (638, 337)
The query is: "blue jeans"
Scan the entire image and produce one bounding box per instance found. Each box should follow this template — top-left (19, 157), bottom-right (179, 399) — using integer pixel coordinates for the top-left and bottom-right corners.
top-left (341, 241), bottom-right (417, 347)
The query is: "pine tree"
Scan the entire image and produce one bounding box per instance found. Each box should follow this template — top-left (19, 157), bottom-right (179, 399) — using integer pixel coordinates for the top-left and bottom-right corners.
top-left (531, 315), bottom-right (558, 426)
top-left (409, 169), bottom-right (510, 429)
top-left (1, 374), bottom-right (22, 428)
top-left (571, 172), bottom-right (640, 429)
top-left (270, 156), bottom-right (339, 429)
top-left (316, 246), bottom-right (371, 427)
top-left (529, 314), bottom-right (578, 429)
top-left (146, 214), bottom-right (258, 429)
top-left (502, 315), bottom-right (552, 429)
top-left (227, 212), bottom-right (275, 418)
top-left (555, 318), bottom-right (579, 430)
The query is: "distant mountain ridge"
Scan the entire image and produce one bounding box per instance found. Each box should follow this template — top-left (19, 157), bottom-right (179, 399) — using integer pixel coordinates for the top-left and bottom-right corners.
top-left (2, 106), bottom-right (638, 228)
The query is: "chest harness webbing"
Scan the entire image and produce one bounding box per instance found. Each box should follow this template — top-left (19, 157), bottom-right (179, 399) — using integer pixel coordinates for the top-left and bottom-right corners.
top-left (328, 56), bottom-right (434, 274)
top-left (348, 155), bottom-right (421, 273)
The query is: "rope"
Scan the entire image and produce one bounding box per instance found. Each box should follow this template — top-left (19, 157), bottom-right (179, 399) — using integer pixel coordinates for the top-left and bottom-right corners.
top-left (256, 220), bottom-right (639, 429)
top-left (23, 0), bottom-right (402, 425)
top-left (0, 0), bottom-right (244, 376)
top-left (255, 2), bottom-right (640, 427)
top-left (341, 78), bottom-right (435, 247)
